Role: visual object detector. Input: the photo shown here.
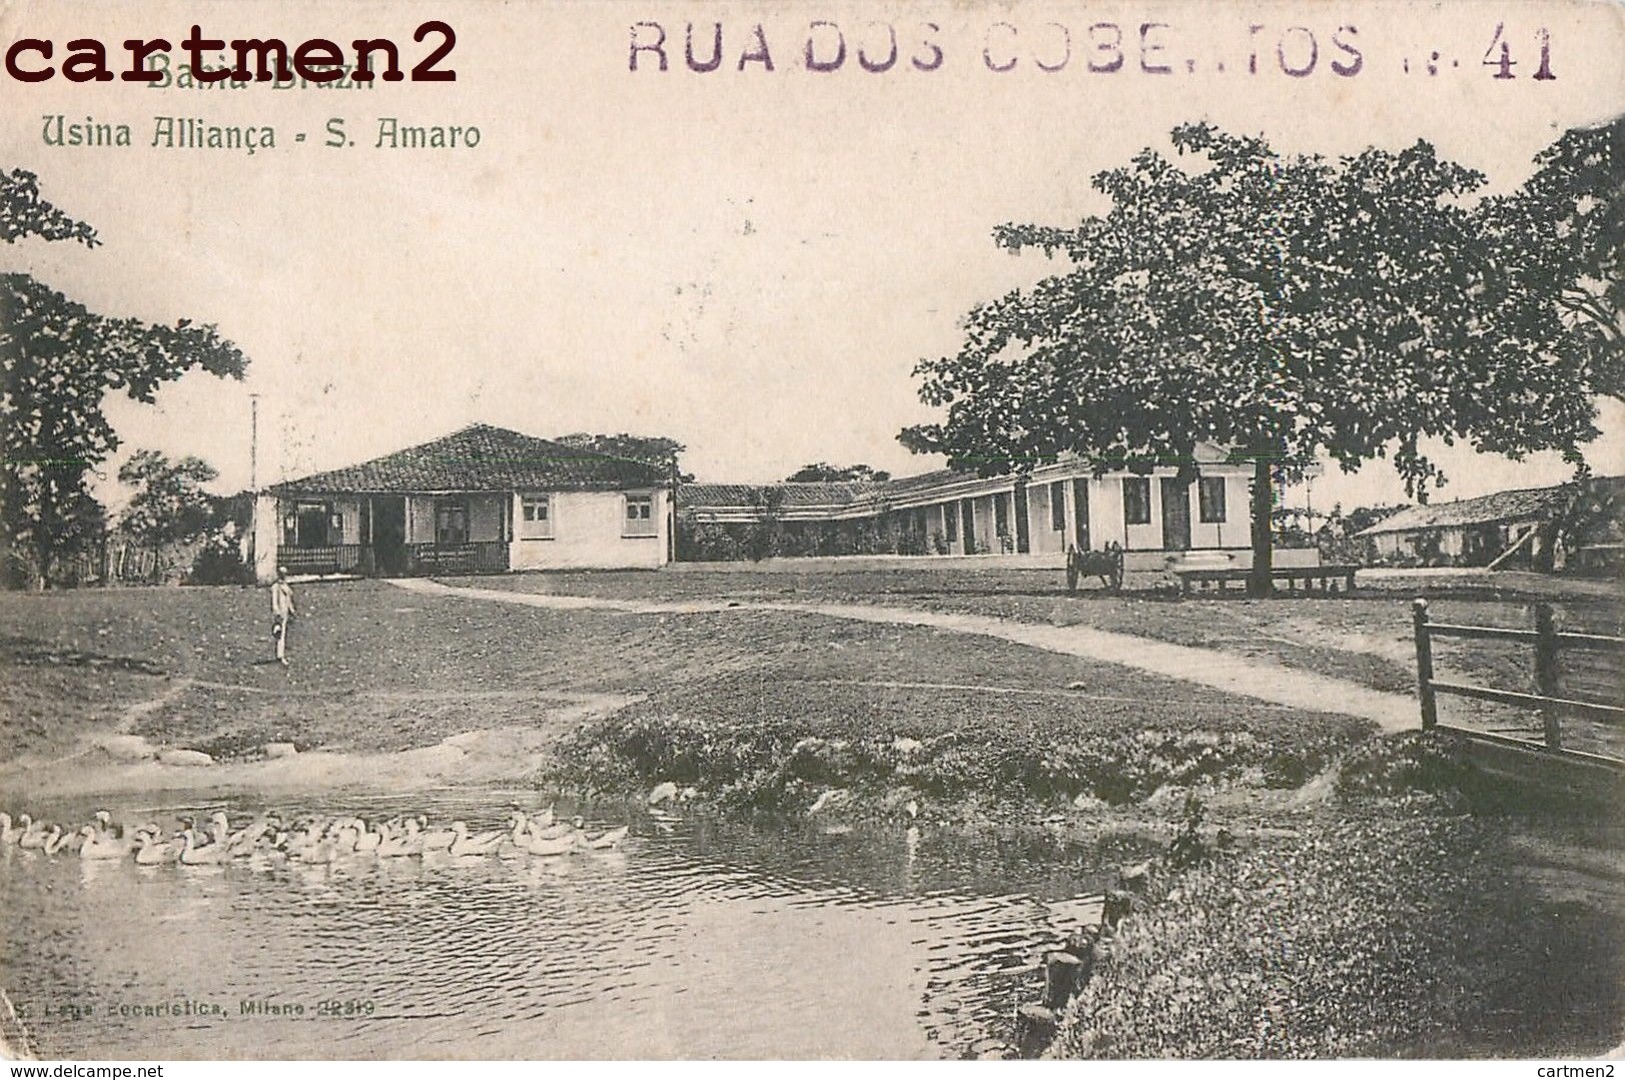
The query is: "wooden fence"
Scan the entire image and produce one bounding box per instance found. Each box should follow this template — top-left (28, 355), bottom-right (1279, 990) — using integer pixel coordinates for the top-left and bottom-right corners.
top-left (1412, 598), bottom-right (1625, 769)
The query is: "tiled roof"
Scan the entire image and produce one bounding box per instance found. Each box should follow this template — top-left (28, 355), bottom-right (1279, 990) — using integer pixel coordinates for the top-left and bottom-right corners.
top-left (684, 442), bottom-right (1248, 515)
top-left (272, 424), bottom-right (667, 495)
top-left (881, 467), bottom-right (972, 498)
top-left (681, 482), bottom-right (881, 510)
top-left (1356, 484), bottom-right (1570, 536)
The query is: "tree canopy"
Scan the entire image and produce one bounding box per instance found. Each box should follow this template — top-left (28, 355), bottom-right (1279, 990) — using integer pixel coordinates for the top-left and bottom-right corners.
top-left (117, 449), bottom-right (220, 560)
top-left (0, 169), bottom-right (100, 248)
top-left (785, 462), bottom-right (891, 483)
top-left (1482, 115), bottom-right (1624, 401)
top-left (901, 121), bottom-right (1615, 593)
top-left (555, 432), bottom-right (692, 483)
top-left (2, 170), bottom-right (247, 587)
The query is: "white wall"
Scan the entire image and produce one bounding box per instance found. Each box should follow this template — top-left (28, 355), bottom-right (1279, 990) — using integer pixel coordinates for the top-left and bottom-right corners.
top-left (253, 494), bottom-right (279, 583)
top-left (509, 489), bottom-right (667, 570)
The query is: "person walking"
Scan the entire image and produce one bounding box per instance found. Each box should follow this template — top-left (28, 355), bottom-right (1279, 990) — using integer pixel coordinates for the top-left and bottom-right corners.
top-left (270, 568), bottom-right (296, 667)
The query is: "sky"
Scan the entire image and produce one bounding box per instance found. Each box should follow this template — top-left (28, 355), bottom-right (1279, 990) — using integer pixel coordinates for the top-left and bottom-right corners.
top-left (3, 0), bottom-right (1622, 517)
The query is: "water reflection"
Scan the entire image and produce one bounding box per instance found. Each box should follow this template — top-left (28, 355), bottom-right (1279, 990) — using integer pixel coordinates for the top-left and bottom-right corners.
top-left (0, 790), bottom-right (1136, 1059)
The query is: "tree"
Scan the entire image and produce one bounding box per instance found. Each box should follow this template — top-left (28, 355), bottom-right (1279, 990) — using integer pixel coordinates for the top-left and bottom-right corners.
top-left (1483, 115), bottom-right (1623, 401)
top-left (902, 122), bottom-right (1609, 595)
top-left (0, 169), bottom-right (100, 247)
top-left (1, 169), bottom-right (246, 587)
top-left (116, 450), bottom-right (220, 580)
top-left (554, 432), bottom-right (692, 483)
top-left (785, 462), bottom-right (891, 483)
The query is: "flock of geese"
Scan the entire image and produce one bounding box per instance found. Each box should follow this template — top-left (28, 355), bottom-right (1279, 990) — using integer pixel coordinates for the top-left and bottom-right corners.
top-left (0, 806), bottom-right (632, 866)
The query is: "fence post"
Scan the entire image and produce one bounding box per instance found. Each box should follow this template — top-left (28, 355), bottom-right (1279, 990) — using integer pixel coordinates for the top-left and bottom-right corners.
top-left (1412, 598), bottom-right (1438, 731)
top-left (1534, 602), bottom-right (1561, 751)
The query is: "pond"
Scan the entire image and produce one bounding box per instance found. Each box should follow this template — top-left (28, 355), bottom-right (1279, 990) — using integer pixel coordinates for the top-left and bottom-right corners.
top-left (0, 789), bottom-right (1143, 1059)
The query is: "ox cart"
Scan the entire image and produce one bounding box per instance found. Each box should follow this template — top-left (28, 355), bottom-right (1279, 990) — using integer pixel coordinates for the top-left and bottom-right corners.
top-left (1065, 542), bottom-right (1125, 594)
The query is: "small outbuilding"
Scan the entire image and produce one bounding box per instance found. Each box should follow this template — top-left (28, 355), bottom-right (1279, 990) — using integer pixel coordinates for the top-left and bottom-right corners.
top-left (1355, 484), bottom-right (1568, 568)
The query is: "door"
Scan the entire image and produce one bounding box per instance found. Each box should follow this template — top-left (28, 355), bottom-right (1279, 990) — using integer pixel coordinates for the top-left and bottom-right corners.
top-left (960, 498), bottom-right (976, 554)
top-left (373, 497), bottom-right (407, 574)
top-left (1071, 478), bottom-right (1090, 551)
top-left (1160, 478), bottom-right (1192, 551)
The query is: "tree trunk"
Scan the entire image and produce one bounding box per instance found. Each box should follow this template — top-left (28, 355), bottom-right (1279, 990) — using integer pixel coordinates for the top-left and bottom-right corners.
top-left (1248, 452), bottom-right (1274, 598)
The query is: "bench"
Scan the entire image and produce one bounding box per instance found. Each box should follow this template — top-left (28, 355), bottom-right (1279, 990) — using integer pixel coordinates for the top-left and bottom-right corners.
top-left (1173, 563), bottom-right (1359, 596)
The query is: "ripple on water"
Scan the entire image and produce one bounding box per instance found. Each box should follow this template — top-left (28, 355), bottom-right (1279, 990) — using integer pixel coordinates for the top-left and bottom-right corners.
top-left (0, 792), bottom-right (1136, 1059)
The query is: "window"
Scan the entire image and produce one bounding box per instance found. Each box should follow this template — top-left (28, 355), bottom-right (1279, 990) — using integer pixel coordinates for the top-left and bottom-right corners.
top-left (623, 493), bottom-right (656, 537)
top-left (1122, 478), bottom-right (1152, 525)
top-left (1198, 477), bottom-right (1228, 523)
top-left (435, 500), bottom-right (468, 546)
top-left (519, 495), bottom-right (552, 539)
top-left (1049, 481), bottom-right (1066, 532)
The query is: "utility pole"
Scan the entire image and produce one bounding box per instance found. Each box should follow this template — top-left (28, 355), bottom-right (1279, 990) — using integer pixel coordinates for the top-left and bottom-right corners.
top-left (249, 393), bottom-right (260, 492)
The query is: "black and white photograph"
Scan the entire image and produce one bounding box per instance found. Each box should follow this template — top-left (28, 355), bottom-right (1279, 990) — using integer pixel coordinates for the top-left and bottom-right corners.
top-left (0, 0), bottom-right (1621, 1066)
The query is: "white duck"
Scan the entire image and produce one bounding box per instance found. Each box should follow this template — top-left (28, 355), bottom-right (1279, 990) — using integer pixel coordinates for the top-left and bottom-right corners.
top-left (530, 813), bottom-right (577, 841)
top-left (133, 828), bottom-right (182, 865)
top-left (447, 821), bottom-right (505, 857)
top-left (77, 825), bottom-right (130, 860)
top-left (225, 815), bottom-right (277, 856)
top-left (179, 828), bottom-right (230, 866)
top-left (0, 813), bottom-right (15, 844)
top-left (524, 830), bottom-right (577, 857)
top-left (375, 821), bottom-right (420, 858)
top-left (409, 816), bottom-right (456, 853)
top-left (16, 818), bottom-right (49, 851)
top-left (577, 824), bottom-right (630, 852)
top-left (93, 810), bottom-right (125, 842)
top-left (350, 818), bottom-right (382, 855)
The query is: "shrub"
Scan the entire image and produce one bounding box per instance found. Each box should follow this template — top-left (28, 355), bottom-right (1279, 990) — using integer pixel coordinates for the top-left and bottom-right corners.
top-left (189, 531), bottom-right (253, 585)
top-left (1051, 816), bottom-right (1624, 1058)
top-left (548, 692), bottom-right (1375, 814)
top-left (1334, 733), bottom-right (1477, 799)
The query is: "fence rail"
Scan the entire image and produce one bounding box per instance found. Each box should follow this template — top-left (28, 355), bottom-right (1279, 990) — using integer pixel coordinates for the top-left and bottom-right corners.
top-left (1412, 598), bottom-right (1625, 767)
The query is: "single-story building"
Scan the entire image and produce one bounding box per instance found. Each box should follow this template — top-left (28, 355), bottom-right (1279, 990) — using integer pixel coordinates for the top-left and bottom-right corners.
top-left (1356, 477), bottom-right (1625, 570)
top-left (1355, 484), bottom-right (1566, 568)
top-left (679, 443), bottom-right (1260, 564)
top-left (252, 423), bottom-right (671, 581)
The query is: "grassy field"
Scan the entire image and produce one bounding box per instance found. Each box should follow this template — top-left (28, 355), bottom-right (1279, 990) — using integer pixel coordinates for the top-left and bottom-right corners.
top-left (473, 566), bottom-right (1625, 756)
top-left (0, 578), bottom-right (1366, 783)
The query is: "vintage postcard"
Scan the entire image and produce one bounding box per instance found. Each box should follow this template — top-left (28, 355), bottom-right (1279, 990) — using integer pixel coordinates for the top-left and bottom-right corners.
top-left (1, 0), bottom-right (1621, 1065)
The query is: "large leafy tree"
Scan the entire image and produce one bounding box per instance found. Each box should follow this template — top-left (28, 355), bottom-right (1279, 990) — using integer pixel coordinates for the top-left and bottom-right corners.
top-left (2, 168), bottom-right (247, 587)
top-left (1483, 115), bottom-right (1624, 402)
top-left (116, 449), bottom-right (220, 580)
top-left (902, 122), bottom-right (1611, 595)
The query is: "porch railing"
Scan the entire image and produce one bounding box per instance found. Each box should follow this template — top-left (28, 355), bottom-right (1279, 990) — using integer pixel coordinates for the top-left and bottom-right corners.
top-left (403, 541), bottom-right (509, 574)
top-left (279, 544), bottom-right (366, 574)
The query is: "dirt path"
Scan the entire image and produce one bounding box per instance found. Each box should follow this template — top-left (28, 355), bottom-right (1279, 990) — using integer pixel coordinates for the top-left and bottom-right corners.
top-left (392, 579), bottom-right (1420, 732)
